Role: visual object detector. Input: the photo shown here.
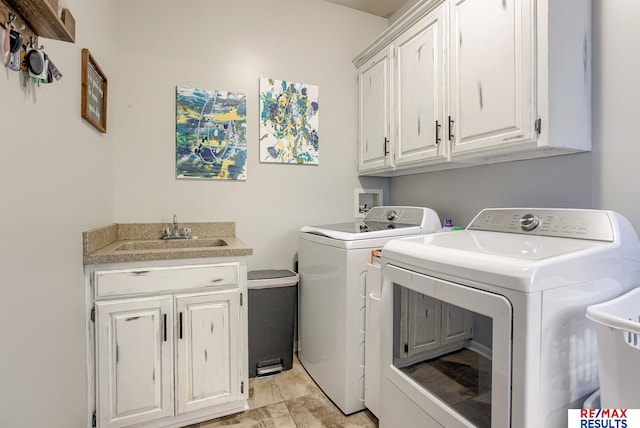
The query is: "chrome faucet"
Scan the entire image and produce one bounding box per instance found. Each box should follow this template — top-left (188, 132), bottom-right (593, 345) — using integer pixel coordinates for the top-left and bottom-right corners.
top-left (163, 214), bottom-right (190, 240)
top-left (173, 214), bottom-right (179, 236)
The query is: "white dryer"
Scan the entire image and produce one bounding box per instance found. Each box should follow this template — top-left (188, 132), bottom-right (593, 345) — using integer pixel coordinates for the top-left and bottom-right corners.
top-left (298, 206), bottom-right (441, 415)
top-left (379, 208), bottom-right (640, 428)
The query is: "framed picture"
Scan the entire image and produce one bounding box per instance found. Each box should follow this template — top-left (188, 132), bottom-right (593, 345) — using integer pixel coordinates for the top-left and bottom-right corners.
top-left (259, 77), bottom-right (319, 164)
top-left (175, 85), bottom-right (247, 180)
top-left (81, 48), bottom-right (108, 133)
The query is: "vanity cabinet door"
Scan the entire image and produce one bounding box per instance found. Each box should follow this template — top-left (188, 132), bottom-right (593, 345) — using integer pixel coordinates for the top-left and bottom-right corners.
top-left (406, 289), bottom-right (441, 357)
top-left (441, 302), bottom-right (472, 346)
top-left (176, 290), bottom-right (243, 414)
top-left (449, 0), bottom-right (534, 157)
top-left (95, 296), bottom-right (174, 428)
top-left (358, 47), bottom-right (393, 173)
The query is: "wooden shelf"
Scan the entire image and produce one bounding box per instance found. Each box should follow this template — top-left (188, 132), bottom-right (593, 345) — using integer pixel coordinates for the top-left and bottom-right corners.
top-left (4, 0), bottom-right (74, 43)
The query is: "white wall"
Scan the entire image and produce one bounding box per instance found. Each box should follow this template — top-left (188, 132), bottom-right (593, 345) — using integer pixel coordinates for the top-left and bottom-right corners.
top-left (2, 1), bottom-right (637, 426)
top-left (591, 0), bottom-right (640, 224)
top-left (390, 1), bottom-right (640, 233)
top-left (0, 2), bottom-right (383, 425)
top-left (112, 0), bottom-right (388, 271)
top-left (389, 154), bottom-right (594, 227)
top-left (0, 0), bottom-right (115, 426)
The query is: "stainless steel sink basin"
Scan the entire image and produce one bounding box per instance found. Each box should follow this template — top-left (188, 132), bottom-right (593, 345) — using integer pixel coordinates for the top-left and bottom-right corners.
top-left (114, 238), bottom-right (228, 251)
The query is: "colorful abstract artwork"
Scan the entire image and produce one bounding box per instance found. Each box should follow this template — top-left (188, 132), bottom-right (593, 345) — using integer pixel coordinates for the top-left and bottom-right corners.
top-left (176, 85), bottom-right (247, 180)
top-left (259, 78), bottom-right (319, 164)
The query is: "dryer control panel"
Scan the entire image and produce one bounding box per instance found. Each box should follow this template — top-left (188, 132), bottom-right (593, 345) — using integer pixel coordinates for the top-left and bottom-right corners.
top-left (467, 209), bottom-right (615, 242)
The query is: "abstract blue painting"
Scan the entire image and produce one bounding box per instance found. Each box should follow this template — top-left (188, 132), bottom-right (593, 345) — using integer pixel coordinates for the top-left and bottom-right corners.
top-left (259, 78), bottom-right (319, 164)
top-left (176, 85), bottom-right (247, 180)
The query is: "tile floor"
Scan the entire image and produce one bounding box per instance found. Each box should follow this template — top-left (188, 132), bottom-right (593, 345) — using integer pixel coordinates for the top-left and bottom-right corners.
top-left (400, 348), bottom-right (491, 428)
top-left (188, 355), bottom-right (379, 427)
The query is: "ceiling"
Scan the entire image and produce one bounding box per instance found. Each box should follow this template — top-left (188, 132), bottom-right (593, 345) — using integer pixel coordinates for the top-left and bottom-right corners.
top-left (324, 0), bottom-right (409, 18)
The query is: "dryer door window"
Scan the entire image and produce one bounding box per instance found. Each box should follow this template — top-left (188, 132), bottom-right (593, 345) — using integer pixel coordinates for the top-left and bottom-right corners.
top-left (383, 265), bottom-right (513, 428)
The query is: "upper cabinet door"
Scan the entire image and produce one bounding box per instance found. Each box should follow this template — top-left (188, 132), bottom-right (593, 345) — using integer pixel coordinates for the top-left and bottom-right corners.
top-left (358, 47), bottom-right (393, 173)
top-left (175, 290), bottom-right (242, 414)
top-left (449, 0), bottom-right (534, 157)
top-left (395, 3), bottom-right (448, 167)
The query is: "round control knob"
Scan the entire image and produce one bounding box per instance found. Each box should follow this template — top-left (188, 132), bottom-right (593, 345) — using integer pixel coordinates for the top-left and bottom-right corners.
top-left (520, 213), bottom-right (540, 231)
top-left (386, 210), bottom-right (398, 221)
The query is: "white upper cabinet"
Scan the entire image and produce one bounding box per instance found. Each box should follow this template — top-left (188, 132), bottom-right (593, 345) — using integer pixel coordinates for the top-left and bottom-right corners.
top-left (395, 3), bottom-right (448, 167)
top-left (358, 47), bottom-right (393, 173)
top-left (448, 0), bottom-right (534, 157)
top-left (354, 0), bottom-right (591, 176)
top-left (535, 0), bottom-right (592, 156)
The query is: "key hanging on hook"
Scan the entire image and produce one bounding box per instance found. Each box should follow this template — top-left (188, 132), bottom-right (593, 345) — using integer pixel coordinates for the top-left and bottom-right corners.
top-left (28, 35), bottom-right (40, 51)
top-left (7, 14), bottom-right (17, 29)
top-left (3, 14), bottom-right (13, 61)
top-left (6, 13), bottom-right (25, 31)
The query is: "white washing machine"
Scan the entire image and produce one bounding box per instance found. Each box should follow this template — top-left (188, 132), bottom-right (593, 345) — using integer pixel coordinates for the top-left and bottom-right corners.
top-left (379, 208), bottom-right (640, 428)
top-left (298, 206), bottom-right (442, 415)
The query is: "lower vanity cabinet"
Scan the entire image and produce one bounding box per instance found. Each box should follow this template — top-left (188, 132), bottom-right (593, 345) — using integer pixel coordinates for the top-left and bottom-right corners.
top-left (397, 288), bottom-right (472, 366)
top-left (89, 260), bottom-right (248, 428)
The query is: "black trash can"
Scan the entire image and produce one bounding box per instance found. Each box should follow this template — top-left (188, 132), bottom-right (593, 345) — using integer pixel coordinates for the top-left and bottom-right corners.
top-left (248, 269), bottom-right (298, 378)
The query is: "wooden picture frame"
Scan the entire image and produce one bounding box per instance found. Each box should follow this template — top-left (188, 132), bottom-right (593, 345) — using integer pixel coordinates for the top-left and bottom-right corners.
top-left (81, 48), bottom-right (108, 133)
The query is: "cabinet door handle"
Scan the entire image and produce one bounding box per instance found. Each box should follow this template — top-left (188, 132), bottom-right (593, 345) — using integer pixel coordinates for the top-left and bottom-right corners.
top-left (448, 116), bottom-right (455, 141)
top-left (163, 313), bottom-right (167, 342)
top-left (384, 137), bottom-right (390, 156)
top-left (179, 312), bottom-right (183, 339)
top-left (435, 120), bottom-right (441, 145)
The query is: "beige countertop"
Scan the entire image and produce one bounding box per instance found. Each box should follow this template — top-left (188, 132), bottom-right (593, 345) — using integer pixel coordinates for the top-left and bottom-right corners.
top-left (83, 222), bottom-right (253, 265)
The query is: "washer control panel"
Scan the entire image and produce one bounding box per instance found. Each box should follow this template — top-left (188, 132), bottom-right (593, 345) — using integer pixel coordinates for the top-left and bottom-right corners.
top-left (364, 206), bottom-right (424, 225)
top-left (467, 209), bottom-right (615, 241)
